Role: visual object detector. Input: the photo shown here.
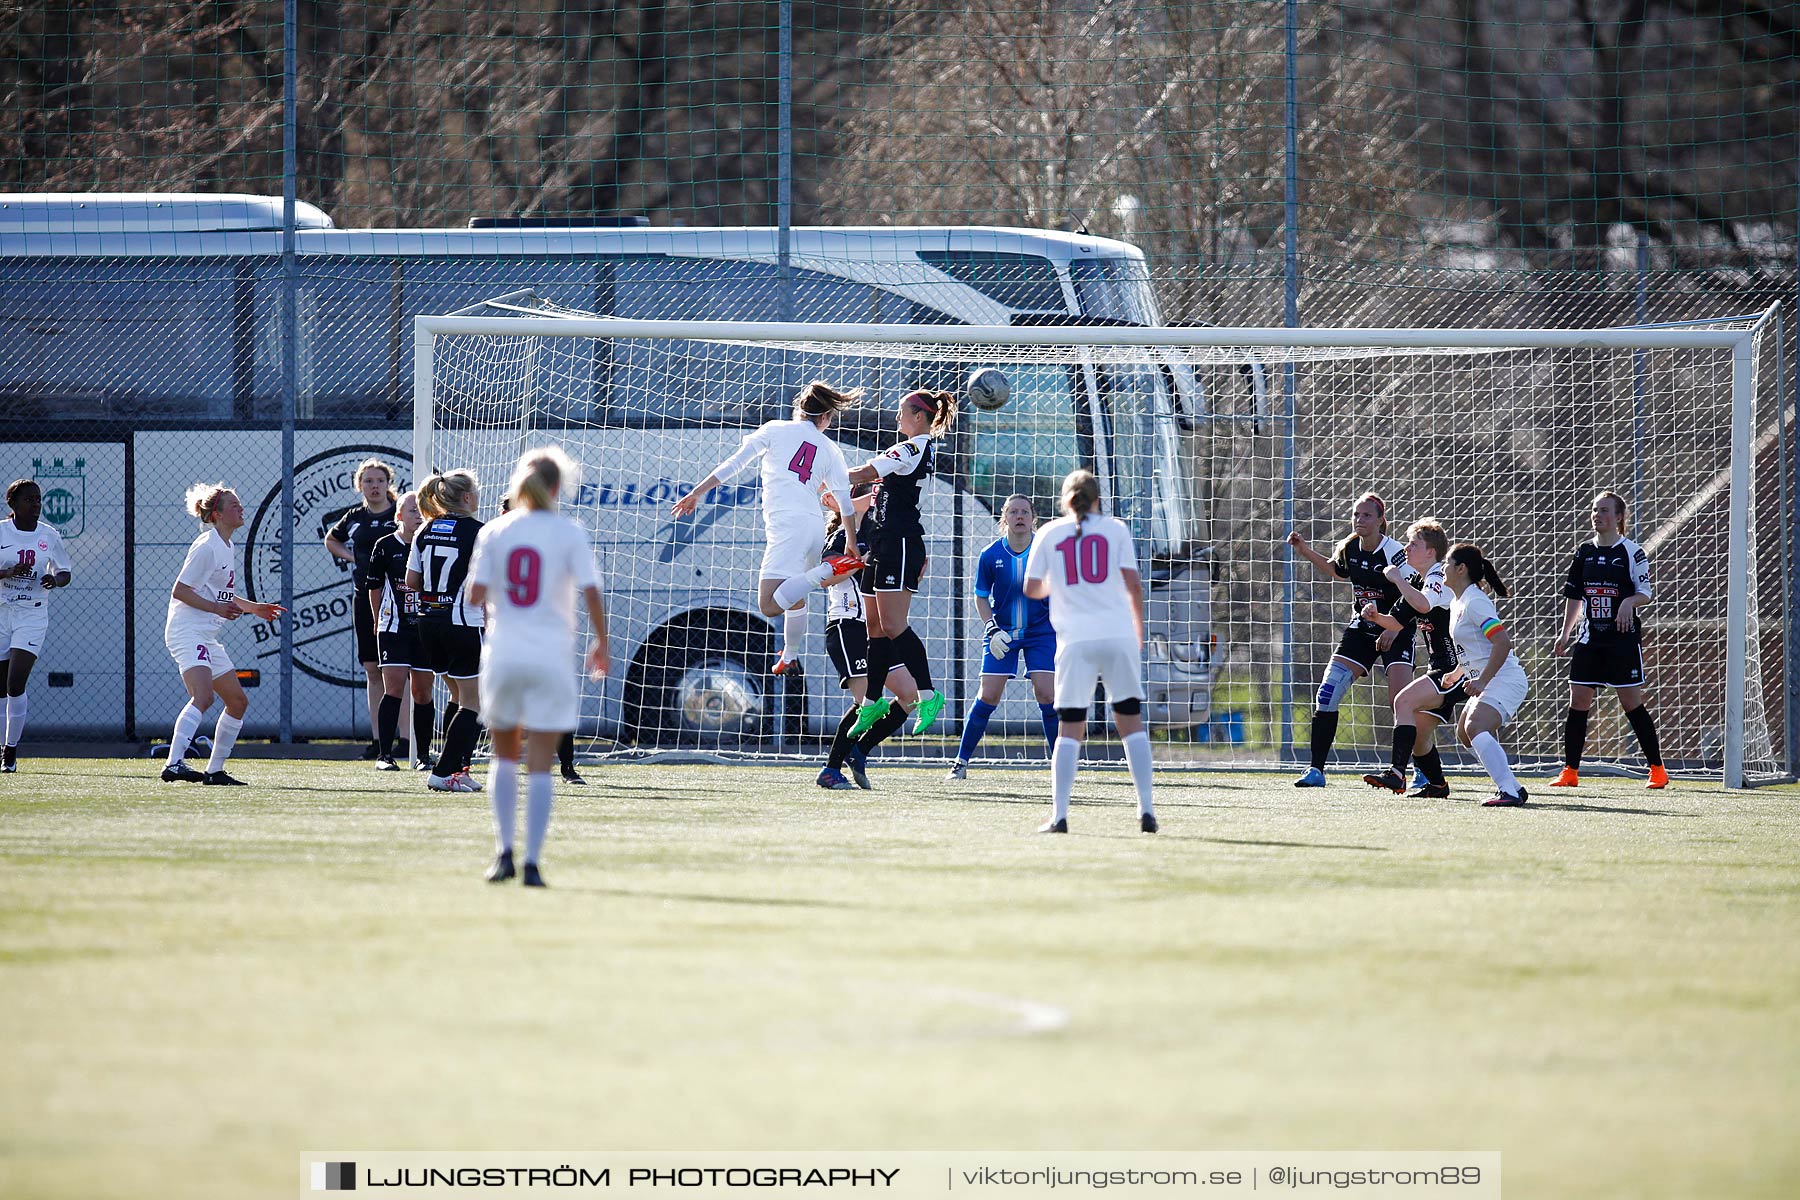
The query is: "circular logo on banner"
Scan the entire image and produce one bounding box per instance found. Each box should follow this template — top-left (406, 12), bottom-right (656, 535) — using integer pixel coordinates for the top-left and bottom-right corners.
top-left (244, 445), bottom-right (412, 687)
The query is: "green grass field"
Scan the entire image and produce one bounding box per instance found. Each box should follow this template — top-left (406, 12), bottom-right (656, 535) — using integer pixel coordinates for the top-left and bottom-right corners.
top-left (3, 755), bottom-right (1797, 1199)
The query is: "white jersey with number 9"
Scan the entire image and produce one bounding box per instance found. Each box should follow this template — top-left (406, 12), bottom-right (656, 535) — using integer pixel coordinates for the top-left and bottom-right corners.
top-left (468, 510), bottom-right (601, 667)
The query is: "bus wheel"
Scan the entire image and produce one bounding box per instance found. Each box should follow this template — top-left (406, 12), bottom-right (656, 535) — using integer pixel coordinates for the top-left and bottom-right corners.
top-left (628, 621), bottom-right (775, 748)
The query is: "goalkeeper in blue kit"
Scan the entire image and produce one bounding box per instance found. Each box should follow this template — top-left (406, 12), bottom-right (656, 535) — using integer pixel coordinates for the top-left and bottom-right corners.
top-left (946, 495), bottom-right (1060, 779)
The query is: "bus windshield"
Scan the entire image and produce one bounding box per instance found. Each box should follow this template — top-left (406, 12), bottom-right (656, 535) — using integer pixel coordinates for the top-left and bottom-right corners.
top-left (1069, 257), bottom-right (1160, 325)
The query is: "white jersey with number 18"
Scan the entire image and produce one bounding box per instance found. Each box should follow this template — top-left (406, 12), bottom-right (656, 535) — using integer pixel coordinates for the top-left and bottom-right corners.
top-left (1023, 513), bottom-right (1140, 645)
top-left (0, 518), bottom-right (71, 605)
top-left (467, 509), bottom-right (601, 667)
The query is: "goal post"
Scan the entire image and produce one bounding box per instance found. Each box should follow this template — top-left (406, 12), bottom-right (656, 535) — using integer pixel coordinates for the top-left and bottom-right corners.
top-left (415, 303), bottom-right (1786, 786)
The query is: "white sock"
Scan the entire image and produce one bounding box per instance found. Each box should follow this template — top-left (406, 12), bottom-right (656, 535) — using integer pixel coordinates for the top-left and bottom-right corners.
top-left (524, 772), bottom-right (554, 865)
top-left (1051, 736), bottom-right (1080, 822)
top-left (4, 692), bottom-right (26, 746)
top-left (805, 559), bottom-right (839, 583)
top-left (206, 712), bottom-right (243, 773)
top-left (489, 757), bottom-right (519, 853)
top-left (1471, 731), bottom-right (1520, 795)
top-left (168, 703), bottom-right (204, 768)
top-left (772, 575), bottom-right (811, 611)
top-left (779, 608), bottom-right (808, 661)
top-left (1122, 730), bottom-right (1155, 816)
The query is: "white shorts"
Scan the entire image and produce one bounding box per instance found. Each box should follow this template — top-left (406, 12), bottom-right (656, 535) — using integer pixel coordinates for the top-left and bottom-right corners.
top-left (167, 631), bottom-right (234, 677)
top-left (482, 653), bottom-right (580, 733)
top-left (759, 509), bottom-right (825, 582)
top-left (0, 601), bottom-right (49, 655)
top-left (1052, 635), bottom-right (1146, 711)
top-left (1468, 666), bottom-right (1529, 725)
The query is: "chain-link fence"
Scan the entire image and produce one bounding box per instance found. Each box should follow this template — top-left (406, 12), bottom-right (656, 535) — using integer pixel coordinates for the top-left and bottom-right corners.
top-left (0, 1), bottom-right (1794, 777)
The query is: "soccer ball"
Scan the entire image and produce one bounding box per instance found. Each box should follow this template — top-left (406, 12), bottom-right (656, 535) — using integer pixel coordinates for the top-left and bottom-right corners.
top-left (965, 367), bottom-right (1010, 412)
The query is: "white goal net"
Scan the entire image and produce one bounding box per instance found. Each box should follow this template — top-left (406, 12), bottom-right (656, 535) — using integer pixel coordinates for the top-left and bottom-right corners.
top-left (417, 299), bottom-right (1787, 786)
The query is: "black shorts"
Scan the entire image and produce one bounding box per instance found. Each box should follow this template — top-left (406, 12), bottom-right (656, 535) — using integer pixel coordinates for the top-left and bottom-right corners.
top-left (826, 619), bottom-right (868, 689)
top-left (1418, 669), bottom-right (1470, 722)
top-left (377, 625), bottom-right (420, 670)
top-left (415, 621), bottom-right (482, 679)
top-left (862, 531), bottom-right (926, 594)
top-left (1334, 624), bottom-right (1414, 673)
top-left (1570, 636), bottom-right (1646, 689)
top-left (353, 588), bottom-right (379, 664)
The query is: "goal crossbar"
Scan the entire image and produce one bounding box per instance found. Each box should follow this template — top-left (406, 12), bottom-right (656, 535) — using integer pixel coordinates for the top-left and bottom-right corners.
top-left (415, 315), bottom-right (1762, 352)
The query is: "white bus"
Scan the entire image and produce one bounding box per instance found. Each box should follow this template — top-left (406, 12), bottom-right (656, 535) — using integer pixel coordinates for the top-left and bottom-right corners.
top-left (0, 193), bottom-right (1219, 746)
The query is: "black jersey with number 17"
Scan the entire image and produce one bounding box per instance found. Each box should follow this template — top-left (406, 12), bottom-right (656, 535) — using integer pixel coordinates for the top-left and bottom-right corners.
top-left (407, 514), bottom-right (485, 627)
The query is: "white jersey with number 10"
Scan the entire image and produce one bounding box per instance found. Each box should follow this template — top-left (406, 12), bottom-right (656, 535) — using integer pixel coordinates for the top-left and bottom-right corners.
top-left (468, 510), bottom-right (601, 666)
top-left (1023, 513), bottom-right (1140, 644)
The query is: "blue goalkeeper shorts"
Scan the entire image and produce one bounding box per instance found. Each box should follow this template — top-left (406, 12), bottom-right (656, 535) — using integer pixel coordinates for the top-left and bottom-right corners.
top-left (982, 625), bottom-right (1057, 677)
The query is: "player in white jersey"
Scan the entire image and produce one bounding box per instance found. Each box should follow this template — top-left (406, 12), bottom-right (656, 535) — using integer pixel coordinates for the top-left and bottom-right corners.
top-left (159, 483), bottom-right (285, 786)
top-left (1, 480), bottom-right (73, 772)
top-left (672, 381), bottom-right (864, 673)
top-left (466, 448), bottom-right (608, 889)
top-left (1443, 542), bottom-right (1530, 807)
top-left (1022, 470), bottom-right (1157, 834)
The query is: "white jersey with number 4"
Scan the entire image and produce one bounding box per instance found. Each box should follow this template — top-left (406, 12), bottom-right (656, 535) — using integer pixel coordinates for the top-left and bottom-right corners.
top-left (713, 419), bottom-right (853, 526)
top-left (1023, 513), bottom-right (1140, 645)
top-left (0, 518), bottom-right (71, 606)
top-left (467, 509), bottom-right (601, 666)
top-left (164, 528), bottom-right (239, 640)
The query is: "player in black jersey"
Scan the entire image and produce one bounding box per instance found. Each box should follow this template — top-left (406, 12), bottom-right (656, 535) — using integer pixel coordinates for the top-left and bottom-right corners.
top-left (814, 489), bottom-right (924, 790)
top-left (1357, 520), bottom-right (1462, 798)
top-left (406, 469), bottom-right (486, 793)
top-left (844, 388), bottom-right (958, 740)
top-left (366, 491), bottom-right (438, 772)
top-left (1551, 490), bottom-right (1667, 789)
top-left (325, 458), bottom-right (400, 760)
top-left (1285, 492), bottom-right (1415, 786)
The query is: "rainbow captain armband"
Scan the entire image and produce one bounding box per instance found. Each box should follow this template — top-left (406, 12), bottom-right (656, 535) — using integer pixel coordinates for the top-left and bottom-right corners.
top-left (1480, 616), bottom-right (1505, 640)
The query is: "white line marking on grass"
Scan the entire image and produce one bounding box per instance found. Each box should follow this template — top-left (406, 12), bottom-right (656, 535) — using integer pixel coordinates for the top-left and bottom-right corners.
top-left (916, 985), bottom-right (1071, 1036)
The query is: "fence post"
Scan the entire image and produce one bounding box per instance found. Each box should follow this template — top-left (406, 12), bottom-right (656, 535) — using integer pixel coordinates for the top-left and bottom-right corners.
top-left (279, 0), bottom-right (298, 743)
top-left (1278, 0), bottom-right (1301, 762)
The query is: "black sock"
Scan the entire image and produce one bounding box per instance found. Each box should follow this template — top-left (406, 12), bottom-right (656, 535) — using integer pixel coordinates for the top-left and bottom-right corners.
top-left (1308, 711), bottom-right (1339, 770)
top-left (1416, 746), bottom-right (1446, 787)
top-left (827, 707), bottom-right (859, 769)
top-left (892, 627), bottom-right (933, 692)
top-left (1563, 708), bottom-right (1589, 769)
top-left (1390, 724), bottom-right (1416, 774)
top-left (412, 699), bottom-right (436, 763)
top-left (376, 695), bottom-right (402, 756)
top-left (558, 731), bottom-right (575, 772)
top-left (857, 705), bottom-right (909, 755)
top-left (442, 701), bottom-right (462, 743)
top-left (1626, 705), bottom-right (1663, 767)
top-left (434, 709), bottom-right (479, 777)
top-left (862, 637), bottom-right (893, 698)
